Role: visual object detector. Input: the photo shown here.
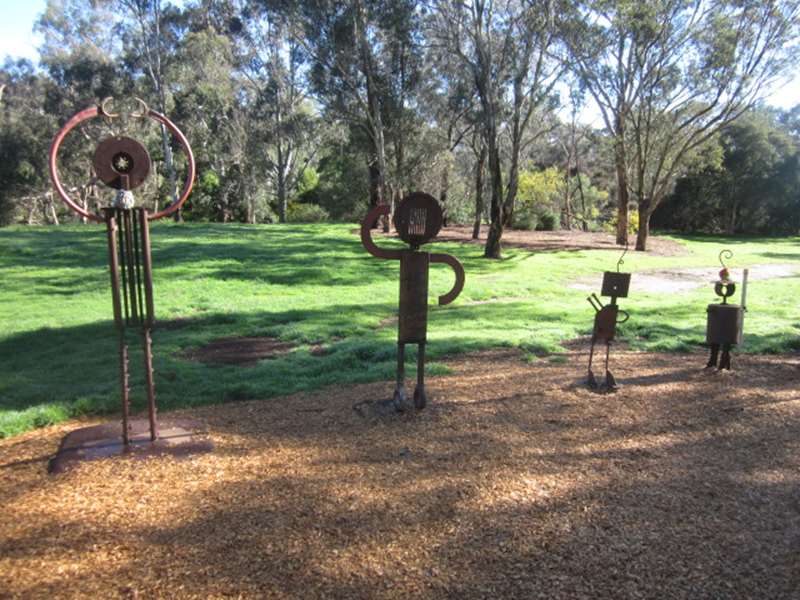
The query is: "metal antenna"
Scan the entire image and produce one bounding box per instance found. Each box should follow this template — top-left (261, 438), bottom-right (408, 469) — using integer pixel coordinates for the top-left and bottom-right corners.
top-left (718, 249), bottom-right (733, 270)
top-left (617, 239), bottom-right (629, 272)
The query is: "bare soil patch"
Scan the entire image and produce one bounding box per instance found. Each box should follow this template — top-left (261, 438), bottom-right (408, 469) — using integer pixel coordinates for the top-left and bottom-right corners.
top-left (436, 226), bottom-right (687, 256)
top-left (2, 349), bottom-right (799, 598)
top-left (571, 263), bottom-right (800, 295)
top-left (182, 336), bottom-right (297, 366)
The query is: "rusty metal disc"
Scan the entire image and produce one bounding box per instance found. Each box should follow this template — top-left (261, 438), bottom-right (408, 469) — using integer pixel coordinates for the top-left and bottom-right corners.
top-left (393, 192), bottom-right (443, 247)
top-left (93, 136), bottom-right (151, 191)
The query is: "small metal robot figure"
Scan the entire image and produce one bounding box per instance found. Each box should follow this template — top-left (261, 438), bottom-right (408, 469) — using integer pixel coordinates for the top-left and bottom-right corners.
top-left (586, 248), bottom-right (631, 390)
top-left (706, 250), bottom-right (748, 370)
top-left (361, 192), bottom-right (465, 411)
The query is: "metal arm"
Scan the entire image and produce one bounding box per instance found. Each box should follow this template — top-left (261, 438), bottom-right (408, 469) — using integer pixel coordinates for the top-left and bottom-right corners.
top-left (430, 252), bottom-right (465, 305)
top-left (360, 205), bottom-right (402, 260)
top-left (587, 293), bottom-right (603, 312)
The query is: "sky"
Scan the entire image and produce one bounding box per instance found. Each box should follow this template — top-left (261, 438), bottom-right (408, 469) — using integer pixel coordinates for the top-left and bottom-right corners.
top-left (1, 0), bottom-right (798, 124)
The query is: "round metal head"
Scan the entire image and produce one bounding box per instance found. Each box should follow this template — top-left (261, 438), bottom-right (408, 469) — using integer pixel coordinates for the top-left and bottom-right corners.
top-left (393, 192), bottom-right (443, 248)
top-left (93, 136), bottom-right (151, 191)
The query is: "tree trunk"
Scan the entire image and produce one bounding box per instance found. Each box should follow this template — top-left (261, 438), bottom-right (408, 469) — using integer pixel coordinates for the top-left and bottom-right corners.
top-left (614, 119), bottom-right (629, 245)
top-left (439, 162), bottom-right (449, 228)
top-left (483, 132), bottom-right (504, 258)
top-left (635, 197), bottom-right (651, 251)
top-left (473, 144), bottom-right (486, 240)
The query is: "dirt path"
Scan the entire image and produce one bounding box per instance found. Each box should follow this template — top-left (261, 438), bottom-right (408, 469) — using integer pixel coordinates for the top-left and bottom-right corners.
top-left (2, 349), bottom-right (799, 599)
top-left (571, 264), bottom-right (800, 295)
top-left (436, 226), bottom-right (687, 256)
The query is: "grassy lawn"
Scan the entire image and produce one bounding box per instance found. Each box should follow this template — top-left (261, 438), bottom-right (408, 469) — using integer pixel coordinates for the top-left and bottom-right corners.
top-left (1, 223), bottom-right (798, 438)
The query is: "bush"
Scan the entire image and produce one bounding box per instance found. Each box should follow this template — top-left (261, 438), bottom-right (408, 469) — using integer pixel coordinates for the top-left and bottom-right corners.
top-left (511, 206), bottom-right (538, 230)
top-left (287, 203), bottom-right (330, 223)
top-left (535, 209), bottom-right (558, 231)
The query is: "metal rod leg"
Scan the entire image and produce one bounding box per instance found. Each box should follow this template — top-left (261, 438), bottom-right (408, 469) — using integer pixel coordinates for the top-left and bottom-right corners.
top-left (119, 335), bottom-right (130, 446)
top-left (414, 342), bottom-right (427, 409)
top-left (142, 327), bottom-right (157, 441)
top-left (393, 343), bottom-right (408, 411)
top-left (605, 342), bottom-right (617, 390)
top-left (707, 344), bottom-right (719, 368)
top-left (720, 344), bottom-right (732, 370)
top-left (587, 337), bottom-right (598, 389)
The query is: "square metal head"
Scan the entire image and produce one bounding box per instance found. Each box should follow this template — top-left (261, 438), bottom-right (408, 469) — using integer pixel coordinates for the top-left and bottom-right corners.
top-left (601, 271), bottom-right (631, 298)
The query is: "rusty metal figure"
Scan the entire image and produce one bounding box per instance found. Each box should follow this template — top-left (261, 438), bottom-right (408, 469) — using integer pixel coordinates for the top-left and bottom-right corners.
top-left (706, 250), bottom-right (748, 370)
top-left (587, 244), bottom-right (631, 390)
top-left (361, 192), bottom-right (465, 411)
top-left (48, 97), bottom-right (195, 445)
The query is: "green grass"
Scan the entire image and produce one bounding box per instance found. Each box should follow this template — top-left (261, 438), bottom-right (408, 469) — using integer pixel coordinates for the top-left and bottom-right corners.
top-left (1, 223), bottom-right (798, 438)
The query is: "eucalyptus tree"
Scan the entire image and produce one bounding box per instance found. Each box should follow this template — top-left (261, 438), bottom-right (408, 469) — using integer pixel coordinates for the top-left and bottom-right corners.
top-left (235, 1), bottom-right (319, 223)
top-left (429, 0), bottom-right (565, 258)
top-left (290, 0), bottom-right (424, 227)
top-left (564, 0), bottom-right (800, 250)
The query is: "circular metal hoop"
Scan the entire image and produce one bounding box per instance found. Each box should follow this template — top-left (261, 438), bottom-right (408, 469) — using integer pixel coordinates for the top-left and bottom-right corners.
top-left (48, 101), bottom-right (196, 222)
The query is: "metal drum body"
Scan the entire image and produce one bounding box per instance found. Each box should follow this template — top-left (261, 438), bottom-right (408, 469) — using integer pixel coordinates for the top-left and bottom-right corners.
top-left (706, 304), bottom-right (743, 345)
top-left (594, 305), bottom-right (618, 343)
top-left (399, 250), bottom-right (430, 343)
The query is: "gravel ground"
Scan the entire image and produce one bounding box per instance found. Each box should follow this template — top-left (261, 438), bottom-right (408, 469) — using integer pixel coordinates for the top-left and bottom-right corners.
top-left (1, 348), bottom-right (799, 599)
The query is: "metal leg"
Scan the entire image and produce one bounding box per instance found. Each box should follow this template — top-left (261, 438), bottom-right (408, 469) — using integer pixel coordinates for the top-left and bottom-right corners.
top-left (720, 344), bottom-right (732, 370)
top-left (142, 327), bottom-right (158, 441)
top-left (604, 342), bottom-right (617, 391)
top-left (393, 343), bottom-right (408, 411)
top-left (414, 342), bottom-right (427, 409)
top-left (587, 337), bottom-right (598, 389)
top-left (119, 335), bottom-right (130, 446)
top-left (706, 344), bottom-right (719, 368)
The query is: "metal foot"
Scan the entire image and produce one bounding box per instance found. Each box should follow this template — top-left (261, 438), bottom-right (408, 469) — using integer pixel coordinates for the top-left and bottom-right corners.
top-left (393, 385), bottom-right (409, 412)
top-left (605, 370), bottom-right (618, 391)
top-left (706, 344), bottom-right (719, 369)
top-left (588, 369), bottom-right (599, 389)
top-left (413, 385), bottom-right (427, 409)
top-left (719, 346), bottom-right (732, 370)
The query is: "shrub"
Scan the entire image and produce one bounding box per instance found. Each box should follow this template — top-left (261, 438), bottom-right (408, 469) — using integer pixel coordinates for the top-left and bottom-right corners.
top-left (535, 209), bottom-right (558, 231)
top-left (287, 203), bottom-right (330, 223)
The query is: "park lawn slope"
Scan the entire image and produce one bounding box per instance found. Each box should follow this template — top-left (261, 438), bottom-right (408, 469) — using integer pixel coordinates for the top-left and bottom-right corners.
top-left (0, 223), bottom-right (798, 437)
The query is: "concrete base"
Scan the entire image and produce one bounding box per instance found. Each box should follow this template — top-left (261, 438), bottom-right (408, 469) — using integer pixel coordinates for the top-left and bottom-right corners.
top-left (49, 418), bottom-right (213, 474)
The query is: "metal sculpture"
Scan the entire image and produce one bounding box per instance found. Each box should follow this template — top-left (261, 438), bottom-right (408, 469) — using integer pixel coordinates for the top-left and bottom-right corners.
top-left (48, 97), bottom-right (197, 466)
top-left (706, 250), bottom-right (748, 370)
top-left (586, 243), bottom-right (631, 390)
top-left (361, 192), bottom-right (465, 411)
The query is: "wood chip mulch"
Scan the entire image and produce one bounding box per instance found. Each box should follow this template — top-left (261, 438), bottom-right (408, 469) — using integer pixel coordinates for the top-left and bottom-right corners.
top-left (1, 348), bottom-right (799, 599)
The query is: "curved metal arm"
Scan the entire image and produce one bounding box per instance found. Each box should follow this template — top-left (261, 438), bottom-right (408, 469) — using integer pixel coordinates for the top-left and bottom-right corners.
top-left (360, 204), bottom-right (402, 260)
top-left (617, 309), bottom-right (630, 324)
top-left (48, 99), bottom-right (195, 223)
top-left (48, 105), bottom-right (104, 222)
top-left (430, 252), bottom-right (465, 305)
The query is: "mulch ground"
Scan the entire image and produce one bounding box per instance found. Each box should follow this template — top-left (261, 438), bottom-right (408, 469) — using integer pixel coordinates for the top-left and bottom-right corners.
top-left (1, 348), bottom-right (799, 599)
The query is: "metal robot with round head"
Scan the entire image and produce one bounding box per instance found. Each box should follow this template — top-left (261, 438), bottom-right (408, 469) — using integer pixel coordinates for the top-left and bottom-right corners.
top-left (361, 193), bottom-right (465, 411)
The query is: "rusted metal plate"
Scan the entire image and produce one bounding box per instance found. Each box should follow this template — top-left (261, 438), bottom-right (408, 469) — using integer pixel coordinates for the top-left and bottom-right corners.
top-left (601, 271), bottom-right (631, 298)
top-left (706, 304), bottom-right (743, 345)
top-left (594, 305), bottom-right (618, 342)
top-left (399, 250), bottom-right (429, 343)
top-left (393, 192), bottom-right (443, 248)
top-left (93, 136), bottom-right (151, 191)
top-left (48, 418), bottom-right (212, 474)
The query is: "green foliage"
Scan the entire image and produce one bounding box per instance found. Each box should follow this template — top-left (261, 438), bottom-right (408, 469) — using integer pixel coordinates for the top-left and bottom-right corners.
top-left (654, 107), bottom-right (799, 234)
top-left (287, 203), bottom-right (330, 223)
top-left (1, 223), bottom-right (799, 438)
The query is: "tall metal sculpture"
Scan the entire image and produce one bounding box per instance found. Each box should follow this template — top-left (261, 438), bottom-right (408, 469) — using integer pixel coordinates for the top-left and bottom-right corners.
top-left (361, 192), bottom-right (465, 411)
top-left (586, 244), bottom-right (631, 390)
top-left (48, 98), bottom-right (204, 470)
top-left (706, 250), bottom-right (748, 370)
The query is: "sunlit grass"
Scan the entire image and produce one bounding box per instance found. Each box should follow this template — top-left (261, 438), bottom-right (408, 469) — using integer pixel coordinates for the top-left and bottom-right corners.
top-left (1, 223), bottom-right (798, 437)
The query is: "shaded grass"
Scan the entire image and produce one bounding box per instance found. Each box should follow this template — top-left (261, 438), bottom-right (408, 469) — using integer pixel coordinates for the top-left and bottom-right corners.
top-left (1, 223), bottom-right (798, 437)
